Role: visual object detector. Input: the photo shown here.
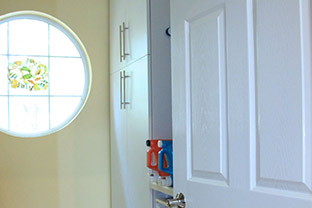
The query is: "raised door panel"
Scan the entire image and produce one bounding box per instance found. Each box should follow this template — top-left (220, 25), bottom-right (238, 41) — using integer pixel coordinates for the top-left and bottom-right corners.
top-left (110, 71), bottom-right (128, 208)
top-left (250, 0), bottom-right (312, 194)
top-left (186, 8), bottom-right (228, 185)
top-left (171, 1), bottom-right (249, 206)
top-left (125, 57), bottom-right (149, 208)
top-left (125, 0), bottom-right (148, 65)
top-left (110, 0), bottom-right (127, 73)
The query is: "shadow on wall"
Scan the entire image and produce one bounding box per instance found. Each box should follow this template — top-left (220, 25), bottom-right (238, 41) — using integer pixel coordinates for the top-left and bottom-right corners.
top-left (0, 0), bottom-right (110, 208)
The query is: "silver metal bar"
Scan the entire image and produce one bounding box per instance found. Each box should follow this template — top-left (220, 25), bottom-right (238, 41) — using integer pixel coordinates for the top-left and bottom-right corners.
top-left (123, 70), bottom-right (130, 106)
top-left (156, 199), bottom-right (170, 208)
top-left (119, 25), bottom-right (123, 62)
top-left (166, 193), bottom-right (186, 208)
top-left (122, 22), bottom-right (129, 60)
top-left (120, 71), bottom-right (123, 109)
top-left (167, 199), bottom-right (185, 207)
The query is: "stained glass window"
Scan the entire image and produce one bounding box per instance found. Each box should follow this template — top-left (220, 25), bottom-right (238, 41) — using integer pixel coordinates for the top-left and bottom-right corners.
top-left (0, 11), bottom-right (92, 137)
top-left (8, 59), bottom-right (49, 91)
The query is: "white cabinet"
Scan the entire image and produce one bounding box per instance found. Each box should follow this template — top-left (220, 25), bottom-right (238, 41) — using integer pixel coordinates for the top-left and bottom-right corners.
top-left (126, 0), bottom-right (148, 65)
top-left (110, 0), bottom-right (127, 71)
top-left (110, 0), bottom-right (171, 208)
top-left (110, 0), bottom-right (148, 74)
top-left (110, 70), bottom-right (127, 208)
top-left (110, 57), bottom-right (149, 208)
top-left (125, 57), bottom-right (149, 207)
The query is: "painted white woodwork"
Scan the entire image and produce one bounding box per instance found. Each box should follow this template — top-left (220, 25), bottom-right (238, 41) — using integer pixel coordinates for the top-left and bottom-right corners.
top-left (125, 57), bottom-right (149, 208)
top-left (110, 59), bottom-right (149, 208)
top-left (110, 71), bottom-right (128, 208)
top-left (188, 8), bottom-right (228, 183)
top-left (110, 0), bottom-right (127, 72)
top-left (148, 0), bottom-right (172, 140)
top-left (253, 0), bottom-right (312, 193)
top-left (110, 0), bottom-right (149, 74)
top-left (171, 0), bottom-right (312, 207)
top-left (125, 0), bottom-right (148, 65)
top-left (110, 0), bottom-right (172, 207)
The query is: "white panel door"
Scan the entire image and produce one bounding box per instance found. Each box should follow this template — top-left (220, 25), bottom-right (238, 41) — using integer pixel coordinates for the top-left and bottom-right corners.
top-left (171, 0), bottom-right (312, 207)
top-left (125, 57), bottom-right (149, 208)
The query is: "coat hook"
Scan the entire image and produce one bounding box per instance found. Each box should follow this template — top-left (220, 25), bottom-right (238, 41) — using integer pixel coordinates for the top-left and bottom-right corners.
top-left (165, 27), bottom-right (171, 37)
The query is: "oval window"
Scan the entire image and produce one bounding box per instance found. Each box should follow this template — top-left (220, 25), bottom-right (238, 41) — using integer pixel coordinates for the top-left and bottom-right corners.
top-left (0, 11), bottom-right (92, 137)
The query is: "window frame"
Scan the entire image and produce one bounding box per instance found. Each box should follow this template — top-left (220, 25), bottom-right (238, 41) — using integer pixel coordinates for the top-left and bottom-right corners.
top-left (0, 10), bottom-right (92, 138)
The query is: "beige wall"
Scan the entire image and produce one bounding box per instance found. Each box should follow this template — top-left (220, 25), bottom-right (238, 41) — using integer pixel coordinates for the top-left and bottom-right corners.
top-left (0, 0), bottom-right (110, 208)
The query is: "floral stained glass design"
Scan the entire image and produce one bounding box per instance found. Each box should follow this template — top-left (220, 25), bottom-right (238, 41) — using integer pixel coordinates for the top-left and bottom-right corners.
top-left (8, 58), bottom-right (49, 91)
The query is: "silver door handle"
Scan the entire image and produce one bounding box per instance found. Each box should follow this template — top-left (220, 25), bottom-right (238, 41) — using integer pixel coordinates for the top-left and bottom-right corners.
top-left (123, 70), bottom-right (130, 106)
top-left (166, 193), bottom-right (186, 208)
top-left (120, 71), bottom-right (124, 109)
top-left (156, 199), bottom-right (170, 208)
top-left (122, 22), bottom-right (129, 60)
top-left (119, 25), bottom-right (123, 62)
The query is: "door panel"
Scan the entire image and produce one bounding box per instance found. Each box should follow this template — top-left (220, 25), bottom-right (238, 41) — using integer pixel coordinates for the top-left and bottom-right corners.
top-left (110, 71), bottom-right (128, 208)
top-left (125, 57), bottom-right (149, 208)
top-left (126, 0), bottom-right (148, 64)
top-left (171, 0), bottom-right (312, 207)
top-left (186, 8), bottom-right (228, 184)
top-left (252, 0), bottom-right (312, 194)
top-left (110, 0), bottom-right (127, 73)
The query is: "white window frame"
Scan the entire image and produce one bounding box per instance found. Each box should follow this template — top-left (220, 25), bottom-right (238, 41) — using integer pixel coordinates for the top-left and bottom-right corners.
top-left (0, 11), bottom-right (92, 138)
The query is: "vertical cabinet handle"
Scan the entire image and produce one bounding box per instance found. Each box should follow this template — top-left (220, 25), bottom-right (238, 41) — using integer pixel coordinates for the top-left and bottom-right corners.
top-left (119, 25), bottom-right (123, 62)
top-left (122, 22), bottom-right (129, 60)
top-left (120, 71), bottom-right (124, 109)
top-left (119, 22), bottom-right (129, 62)
top-left (123, 70), bottom-right (130, 106)
top-left (119, 22), bottom-right (130, 109)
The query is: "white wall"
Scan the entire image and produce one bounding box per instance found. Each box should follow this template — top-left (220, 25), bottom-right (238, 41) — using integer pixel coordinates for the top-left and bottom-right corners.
top-left (0, 0), bottom-right (111, 208)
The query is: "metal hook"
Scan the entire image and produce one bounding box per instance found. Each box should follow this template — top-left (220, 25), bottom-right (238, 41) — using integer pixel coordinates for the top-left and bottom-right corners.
top-left (165, 27), bottom-right (171, 37)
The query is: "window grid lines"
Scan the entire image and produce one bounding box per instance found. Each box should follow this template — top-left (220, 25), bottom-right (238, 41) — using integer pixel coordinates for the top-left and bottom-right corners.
top-left (0, 13), bottom-right (90, 137)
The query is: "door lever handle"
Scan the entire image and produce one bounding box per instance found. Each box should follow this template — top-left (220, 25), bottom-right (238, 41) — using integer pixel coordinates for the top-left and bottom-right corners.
top-left (166, 193), bottom-right (186, 208)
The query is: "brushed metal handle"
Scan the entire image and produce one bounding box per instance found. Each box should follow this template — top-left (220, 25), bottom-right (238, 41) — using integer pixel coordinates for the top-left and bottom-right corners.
top-left (120, 71), bottom-right (124, 109)
top-left (122, 22), bottom-right (129, 60)
top-left (119, 25), bottom-right (123, 62)
top-left (123, 70), bottom-right (130, 106)
top-left (156, 199), bottom-right (170, 208)
top-left (166, 193), bottom-right (186, 208)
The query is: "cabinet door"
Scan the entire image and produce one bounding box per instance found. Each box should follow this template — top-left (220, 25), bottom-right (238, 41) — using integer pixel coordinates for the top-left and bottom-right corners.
top-left (125, 57), bottom-right (149, 208)
top-left (110, 71), bottom-right (128, 208)
top-left (110, 0), bottom-right (127, 73)
top-left (125, 0), bottom-right (148, 65)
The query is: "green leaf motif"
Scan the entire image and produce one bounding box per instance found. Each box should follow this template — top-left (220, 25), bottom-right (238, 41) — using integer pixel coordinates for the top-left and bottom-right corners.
top-left (22, 74), bottom-right (32, 79)
top-left (21, 67), bottom-right (31, 73)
